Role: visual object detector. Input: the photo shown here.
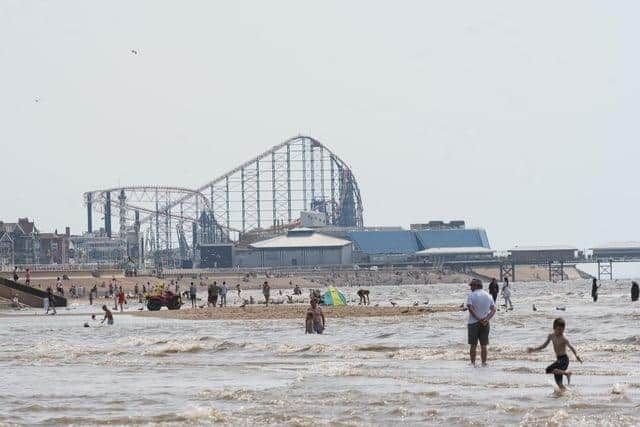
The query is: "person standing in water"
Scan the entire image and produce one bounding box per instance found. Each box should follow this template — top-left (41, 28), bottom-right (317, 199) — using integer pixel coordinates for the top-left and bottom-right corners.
top-left (527, 317), bottom-right (582, 390)
top-left (101, 305), bottom-right (114, 325)
top-left (488, 278), bottom-right (499, 304)
top-left (631, 281), bottom-right (639, 302)
top-left (466, 278), bottom-right (496, 366)
top-left (502, 277), bottom-right (513, 310)
top-left (305, 298), bottom-right (326, 334)
top-left (591, 278), bottom-right (600, 302)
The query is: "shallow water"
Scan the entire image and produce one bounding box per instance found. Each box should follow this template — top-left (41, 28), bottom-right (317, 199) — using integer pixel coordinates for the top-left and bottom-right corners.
top-left (2, 280), bottom-right (640, 426)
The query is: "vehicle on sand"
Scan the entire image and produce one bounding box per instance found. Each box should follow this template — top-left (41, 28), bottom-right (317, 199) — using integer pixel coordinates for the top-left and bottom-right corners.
top-left (146, 291), bottom-right (181, 311)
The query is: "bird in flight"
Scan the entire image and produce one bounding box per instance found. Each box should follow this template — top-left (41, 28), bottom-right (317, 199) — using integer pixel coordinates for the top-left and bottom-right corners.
top-left (130, 49), bottom-right (138, 55)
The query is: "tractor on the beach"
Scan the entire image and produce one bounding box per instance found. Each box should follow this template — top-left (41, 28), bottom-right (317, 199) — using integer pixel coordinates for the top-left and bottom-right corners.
top-left (146, 290), bottom-right (181, 311)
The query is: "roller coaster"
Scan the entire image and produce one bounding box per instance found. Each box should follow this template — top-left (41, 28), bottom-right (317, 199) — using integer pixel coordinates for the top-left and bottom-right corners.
top-left (83, 136), bottom-right (363, 267)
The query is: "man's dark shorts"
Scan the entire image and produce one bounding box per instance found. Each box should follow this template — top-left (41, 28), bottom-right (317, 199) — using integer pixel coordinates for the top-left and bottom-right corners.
top-left (468, 322), bottom-right (490, 346)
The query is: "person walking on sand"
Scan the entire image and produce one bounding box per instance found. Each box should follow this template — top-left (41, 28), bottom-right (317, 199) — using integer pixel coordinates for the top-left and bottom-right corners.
top-left (208, 282), bottom-right (219, 307)
top-left (305, 298), bottom-right (326, 334)
top-left (25, 268), bottom-right (31, 286)
top-left (43, 288), bottom-right (50, 314)
top-left (46, 287), bottom-right (56, 315)
top-left (117, 286), bottom-right (126, 312)
top-left (527, 317), bottom-right (582, 390)
top-left (591, 278), bottom-right (600, 302)
top-left (488, 278), bottom-right (499, 304)
top-left (262, 281), bottom-right (270, 306)
top-left (189, 282), bottom-right (197, 308)
top-left (219, 281), bottom-right (228, 307)
top-left (236, 283), bottom-right (241, 297)
top-left (502, 277), bottom-right (513, 310)
top-left (632, 281), bottom-right (639, 302)
top-left (101, 305), bottom-right (114, 325)
top-left (466, 278), bottom-right (496, 367)
top-left (13, 266), bottom-right (19, 282)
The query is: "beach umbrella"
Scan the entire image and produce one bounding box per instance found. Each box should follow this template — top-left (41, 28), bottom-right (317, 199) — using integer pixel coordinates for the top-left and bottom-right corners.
top-left (323, 287), bottom-right (347, 306)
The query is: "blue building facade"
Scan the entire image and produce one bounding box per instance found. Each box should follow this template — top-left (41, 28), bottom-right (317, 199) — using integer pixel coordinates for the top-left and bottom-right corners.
top-left (346, 228), bottom-right (491, 261)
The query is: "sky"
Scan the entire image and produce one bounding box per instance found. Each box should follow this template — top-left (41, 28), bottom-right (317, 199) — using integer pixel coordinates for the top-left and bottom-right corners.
top-left (1, 1), bottom-right (639, 251)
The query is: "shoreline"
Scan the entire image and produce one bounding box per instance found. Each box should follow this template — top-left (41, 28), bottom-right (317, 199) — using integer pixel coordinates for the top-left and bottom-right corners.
top-left (131, 304), bottom-right (459, 321)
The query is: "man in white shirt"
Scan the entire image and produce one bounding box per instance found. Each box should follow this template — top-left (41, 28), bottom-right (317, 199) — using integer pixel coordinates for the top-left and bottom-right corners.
top-left (466, 278), bottom-right (496, 366)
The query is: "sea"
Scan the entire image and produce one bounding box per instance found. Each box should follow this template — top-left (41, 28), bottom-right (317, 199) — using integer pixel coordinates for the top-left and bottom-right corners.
top-left (1, 279), bottom-right (639, 426)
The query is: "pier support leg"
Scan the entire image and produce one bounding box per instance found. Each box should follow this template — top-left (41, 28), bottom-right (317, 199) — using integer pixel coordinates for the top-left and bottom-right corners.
top-left (597, 260), bottom-right (613, 280)
top-left (548, 261), bottom-right (565, 282)
top-left (500, 263), bottom-right (515, 282)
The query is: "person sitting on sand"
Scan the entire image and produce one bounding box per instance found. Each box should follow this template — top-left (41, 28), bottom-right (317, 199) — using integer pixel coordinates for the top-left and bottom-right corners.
top-left (293, 284), bottom-right (302, 295)
top-left (632, 281), bottom-right (639, 302)
top-left (305, 298), bottom-right (325, 334)
top-left (101, 305), bottom-right (114, 325)
top-left (527, 317), bottom-right (582, 390)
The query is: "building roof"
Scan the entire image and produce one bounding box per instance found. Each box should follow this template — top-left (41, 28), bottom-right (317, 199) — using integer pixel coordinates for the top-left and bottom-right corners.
top-left (249, 230), bottom-right (352, 249)
top-left (346, 230), bottom-right (420, 254)
top-left (415, 246), bottom-right (494, 256)
top-left (414, 228), bottom-right (490, 250)
top-left (510, 245), bottom-right (577, 252)
top-left (591, 242), bottom-right (640, 251)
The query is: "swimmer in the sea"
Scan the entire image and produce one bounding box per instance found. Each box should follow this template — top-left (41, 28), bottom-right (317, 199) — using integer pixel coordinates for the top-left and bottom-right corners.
top-left (101, 305), bottom-right (114, 325)
top-left (527, 317), bottom-right (582, 390)
top-left (305, 298), bottom-right (325, 334)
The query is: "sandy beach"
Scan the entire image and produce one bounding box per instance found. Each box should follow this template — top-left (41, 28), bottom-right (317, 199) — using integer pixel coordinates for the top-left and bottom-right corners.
top-left (132, 304), bottom-right (458, 320)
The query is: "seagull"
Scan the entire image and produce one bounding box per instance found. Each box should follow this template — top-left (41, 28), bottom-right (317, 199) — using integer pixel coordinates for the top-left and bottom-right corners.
top-left (130, 49), bottom-right (139, 55)
top-left (34, 98), bottom-right (40, 103)
top-left (556, 306), bottom-right (566, 311)
top-left (390, 301), bottom-right (397, 307)
top-left (413, 301), bottom-right (419, 307)
top-left (532, 304), bottom-right (537, 312)
top-left (423, 299), bottom-right (430, 306)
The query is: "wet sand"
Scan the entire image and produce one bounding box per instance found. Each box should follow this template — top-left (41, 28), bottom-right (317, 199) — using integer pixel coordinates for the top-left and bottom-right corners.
top-left (132, 304), bottom-right (458, 320)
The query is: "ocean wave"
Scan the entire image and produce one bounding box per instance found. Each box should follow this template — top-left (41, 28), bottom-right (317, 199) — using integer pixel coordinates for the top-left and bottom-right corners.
top-left (356, 344), bottom-right (401, 352)
top-left (144, 342), bottom-right (204, 356)
top-left (276, 343), bottom-right (333, 354)
top-left (41, 406), bottom-right (227, 425)
top-left (198, 388), bottom-right (256, 402)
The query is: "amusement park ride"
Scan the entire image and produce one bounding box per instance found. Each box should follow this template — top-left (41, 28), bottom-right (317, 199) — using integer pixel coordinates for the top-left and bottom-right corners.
top-left (83, 136), bottom-right (364, 268)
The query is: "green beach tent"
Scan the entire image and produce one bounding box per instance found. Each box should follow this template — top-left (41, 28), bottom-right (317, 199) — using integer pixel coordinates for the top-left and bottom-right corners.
top-left (323, 287), bottom-right (347, 306)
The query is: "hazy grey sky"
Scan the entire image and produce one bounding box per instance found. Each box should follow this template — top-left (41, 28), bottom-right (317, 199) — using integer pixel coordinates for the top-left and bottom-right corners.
top-left (1, 1), bottom-right (639, 250)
